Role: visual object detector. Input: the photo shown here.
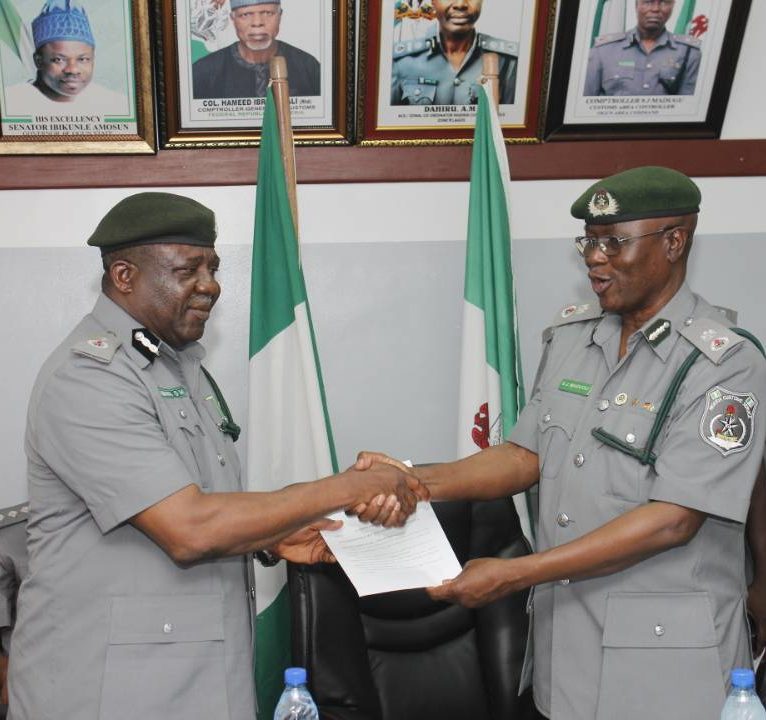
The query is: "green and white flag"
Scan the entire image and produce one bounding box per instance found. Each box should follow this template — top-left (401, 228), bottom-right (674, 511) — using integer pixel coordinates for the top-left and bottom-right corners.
top-left (456, 83), bottom-right (533, 546)
top-left (674, 0), bottom-right (696, 34)
top-left (247, 85), bottom-right (338, 720)
top-left (0, 0), bottom-right (35, 75)
top-left (591, 0), bottom-right (627, 45)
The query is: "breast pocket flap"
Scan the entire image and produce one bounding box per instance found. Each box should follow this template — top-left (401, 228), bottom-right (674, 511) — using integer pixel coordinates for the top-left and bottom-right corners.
top-left (602, 592), bottom-right (716, 649)
top-left (108, 594), bottom-right (224, 645)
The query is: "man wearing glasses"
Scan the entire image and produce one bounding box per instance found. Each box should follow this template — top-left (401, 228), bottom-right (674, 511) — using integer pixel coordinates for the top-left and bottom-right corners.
top-left (583, 0), bottom-right (701, 96)
top-left (358, 166), bottom-right (766, 719)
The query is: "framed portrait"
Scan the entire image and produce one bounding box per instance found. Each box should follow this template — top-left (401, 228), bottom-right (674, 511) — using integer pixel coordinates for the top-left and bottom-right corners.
top-left (357, 0), bottom-right (556, 146)
top-left (545, 0), bottom-right (751, 140)
top-left (156, 0), bottom-right (354, 147)
top-left (0, 0), bottom-right (155, 155)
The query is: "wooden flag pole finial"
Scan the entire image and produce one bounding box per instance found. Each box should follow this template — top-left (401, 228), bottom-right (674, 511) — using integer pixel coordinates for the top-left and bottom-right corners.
top-left (269, 56), bottom-right (300, 240)
top-left (481, 52), bottom-right (500, 110)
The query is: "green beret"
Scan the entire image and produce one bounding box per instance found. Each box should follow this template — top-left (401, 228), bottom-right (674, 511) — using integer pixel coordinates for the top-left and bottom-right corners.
top-left (87, 192), bottom-right (216, 253)
top-left (571, 166), bottom-right (701, 226)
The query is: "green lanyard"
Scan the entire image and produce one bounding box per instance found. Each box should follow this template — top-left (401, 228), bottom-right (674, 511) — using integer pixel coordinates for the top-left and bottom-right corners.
top-left (591, 328), bottom-right (764, 467)
top-left (201, 366), bottom-right (241, 443)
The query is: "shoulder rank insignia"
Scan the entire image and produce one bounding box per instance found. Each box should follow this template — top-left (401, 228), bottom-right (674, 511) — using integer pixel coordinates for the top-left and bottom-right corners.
top-left (553, 302), bottom-right (602, 326)
top-left (71, 333), bottom-right (120, 364)
top-left (393, 36), bottom-right (430, 59)
top-left (0, 502), bottom-right (29, 528)
top-left (594, 31), bottom-right (625, 47)
top-left (542, 301), bottom-right (602, 343)
top-left (673, 33), bottom-right (701, 47)
top-left (478, 34), bottom-right (519, 56)
top-left (679, 317), bottom-right (744, 365)
top-left (699, 386), bottom-right (757, 457)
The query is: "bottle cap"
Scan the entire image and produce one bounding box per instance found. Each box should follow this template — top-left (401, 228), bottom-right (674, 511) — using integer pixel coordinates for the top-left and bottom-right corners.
top-left (284, 667), bottom-right (308, 686)
top-left (731, 668), bottom-right (755, 689)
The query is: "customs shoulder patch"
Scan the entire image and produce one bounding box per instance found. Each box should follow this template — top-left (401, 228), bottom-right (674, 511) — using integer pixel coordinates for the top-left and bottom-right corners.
top-left (699, 386), bottom-right (758, 457)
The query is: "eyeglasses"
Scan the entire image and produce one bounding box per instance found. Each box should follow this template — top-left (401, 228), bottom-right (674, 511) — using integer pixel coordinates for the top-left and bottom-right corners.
top-left (574, 226), bottom-right (680, 257)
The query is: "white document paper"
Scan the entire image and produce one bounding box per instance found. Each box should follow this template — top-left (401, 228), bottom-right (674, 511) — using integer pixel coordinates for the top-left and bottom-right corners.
top-left (321, 502), bottom-right (463, 597)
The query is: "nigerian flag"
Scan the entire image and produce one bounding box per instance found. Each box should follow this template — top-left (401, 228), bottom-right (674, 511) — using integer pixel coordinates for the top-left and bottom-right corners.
top-left (674, 0), bottom-right (696, 34)
top-left (247, 86), bottom-right (338, 719)
top-left (0, 0), bottom-right (34, 75)
top-left (456, 83), bottom-right (533, 546)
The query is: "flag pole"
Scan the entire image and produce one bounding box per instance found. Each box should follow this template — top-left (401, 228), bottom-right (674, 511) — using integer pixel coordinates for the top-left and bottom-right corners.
top-left (481, 52), bottom-right (500, 110)
top-left (268, 56), bottom-right (300, 241)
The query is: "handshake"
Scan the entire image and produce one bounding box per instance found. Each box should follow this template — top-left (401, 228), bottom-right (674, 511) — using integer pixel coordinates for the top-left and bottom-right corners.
top-left (345, 451), bottom-right (431, 527)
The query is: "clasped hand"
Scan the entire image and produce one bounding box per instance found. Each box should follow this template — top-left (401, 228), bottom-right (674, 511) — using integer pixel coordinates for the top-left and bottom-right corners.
top-left (347, 451), bottom-right (430, 527)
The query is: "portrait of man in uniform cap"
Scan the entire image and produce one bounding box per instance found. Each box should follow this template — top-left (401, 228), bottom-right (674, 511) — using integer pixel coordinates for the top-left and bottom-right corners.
top-left (192, 0), bottom-right (320, 99)
top-left (584, 0), bottom-right (701, 96)
top-left (3, 0), bottom-right (128, 114)
top-left (390, 0), bottom-right (518, 106)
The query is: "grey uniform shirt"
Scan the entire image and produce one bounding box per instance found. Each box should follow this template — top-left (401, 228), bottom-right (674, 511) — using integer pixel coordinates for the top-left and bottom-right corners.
top-left (10, 295), bottom-right (255, 720)
top-left (510, 284), bottom-right (766, 720)
top-left (391, 30), bottom-right (517, 105)
top-left (584, 27), bottom-right (701, 96)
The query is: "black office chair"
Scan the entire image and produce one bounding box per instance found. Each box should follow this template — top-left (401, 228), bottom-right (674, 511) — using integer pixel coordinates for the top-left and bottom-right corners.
top-left (288, 497), bottom-right (535, 720)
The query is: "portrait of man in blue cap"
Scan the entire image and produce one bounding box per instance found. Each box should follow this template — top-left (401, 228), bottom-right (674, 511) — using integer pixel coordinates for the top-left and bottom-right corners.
top-left (192, 0), bottom-right (320, 100)
top-left (4, 0), bottom-right (127, 113)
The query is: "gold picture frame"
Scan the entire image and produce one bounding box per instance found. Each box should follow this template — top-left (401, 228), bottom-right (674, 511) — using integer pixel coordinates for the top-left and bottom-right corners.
top-left (0, 0), bottom-right (155, 155)
top-left (156, 0), bottom-right (354, 148)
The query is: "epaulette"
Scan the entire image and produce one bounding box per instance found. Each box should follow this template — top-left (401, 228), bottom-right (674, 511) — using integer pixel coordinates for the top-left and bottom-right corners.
top-left (672, 33), bottom-right (701, 47)
top-left (679, 318), bottom-right (744, 365)
top-left (71, 332), bottom-right (121, 364)
top-left (478, 34), bottom-right (519, 56)
top-left (393, 36), bottom-right (431, 59)
top-left (0, 502), bottom-right (29, 528)
top-left (542, 301), bottom-right (603, 343)
top-left (594, 32), bottom-right (625, 47)
top-left (712, 305), bottom-right (737, 325)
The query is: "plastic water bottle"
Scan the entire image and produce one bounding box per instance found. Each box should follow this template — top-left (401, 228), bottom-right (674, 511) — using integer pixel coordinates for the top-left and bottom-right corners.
top-left (273, 667), bottom-right (319, 720)
top-left (721, 668), bottom-right (766, 719)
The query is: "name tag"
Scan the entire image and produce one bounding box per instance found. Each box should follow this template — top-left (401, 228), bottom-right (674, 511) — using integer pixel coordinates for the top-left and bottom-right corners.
top-left (158, 386), bottom-right (188, 399)
top-left (559, 379), bottom-right (592, 397)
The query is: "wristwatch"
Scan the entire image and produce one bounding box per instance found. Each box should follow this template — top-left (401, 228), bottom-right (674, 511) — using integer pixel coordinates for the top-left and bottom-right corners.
top-left (255, 549), bottom-right (280, 567)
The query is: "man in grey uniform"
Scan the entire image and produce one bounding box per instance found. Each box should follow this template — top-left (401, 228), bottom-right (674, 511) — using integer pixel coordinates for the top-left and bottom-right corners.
top-left (8, 192), bottom-right (425, 720)
top-left (584, 0), bottom-right (701, 96)
top-left (358, 166), bottom-right (766, 719)
top-left (391, 0), bottom-right (517, 105)
top-left (0, 504), bottom-right (28, 719)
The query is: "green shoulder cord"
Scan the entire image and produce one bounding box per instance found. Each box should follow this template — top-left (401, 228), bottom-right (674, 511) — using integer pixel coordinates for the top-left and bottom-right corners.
top-left (591, 328), bottom-right (765, 468)
top-left (201, 366), bottom-right (241, 443)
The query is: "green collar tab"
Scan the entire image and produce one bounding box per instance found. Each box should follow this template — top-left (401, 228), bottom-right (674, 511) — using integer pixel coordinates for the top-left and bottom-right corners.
top-left (559, 379), bottom-right (592, 397)
top-left (644, 318), bottom-right (671, 347)
top-left (158, 385), bottom-right (188, 399)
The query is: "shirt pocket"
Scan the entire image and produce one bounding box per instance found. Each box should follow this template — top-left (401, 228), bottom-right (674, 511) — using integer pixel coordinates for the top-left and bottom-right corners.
top-left (658, 63), bottom-right (681, 93)
top-left (596, 591), bottom-right (724, 720)
top-left (99, 594), bottom-right (230, 720)
top-left (400, 80), bottom-right (438, 105)
top-left (167, 404), bottom-right (209, 488)
top-left (537, 392), bottom-right (582, 480)
top-left (602, 64), bottom-right (636, 95)
top-left (594, 407), bottom-right (656, 503)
